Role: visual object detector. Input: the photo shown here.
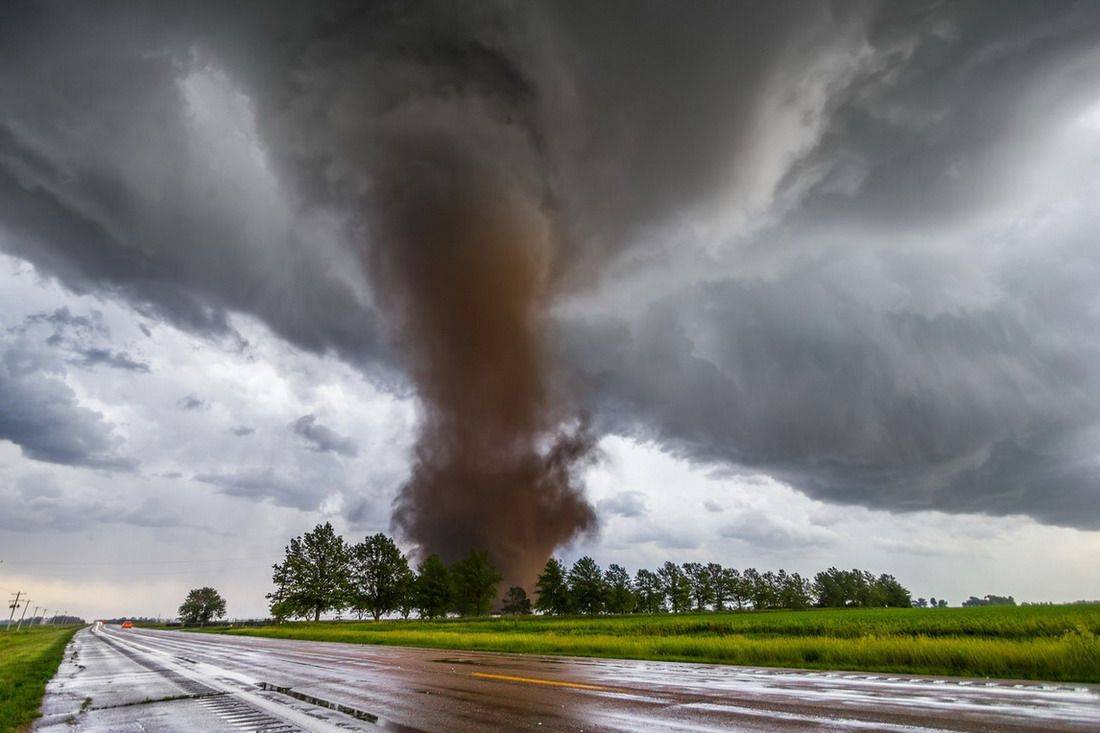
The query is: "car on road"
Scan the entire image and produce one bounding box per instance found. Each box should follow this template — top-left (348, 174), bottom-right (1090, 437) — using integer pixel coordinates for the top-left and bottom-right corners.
top-left (121, 620), bottom-right (133, 629)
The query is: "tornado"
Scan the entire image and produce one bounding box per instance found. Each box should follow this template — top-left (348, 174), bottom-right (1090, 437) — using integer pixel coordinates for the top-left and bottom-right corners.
top-left (367, 142), bottom-right (597, 587)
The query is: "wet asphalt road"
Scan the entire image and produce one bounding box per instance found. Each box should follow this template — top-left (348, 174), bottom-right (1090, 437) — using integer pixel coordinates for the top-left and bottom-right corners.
top-left (35, 624), bottom-right (1100, 732)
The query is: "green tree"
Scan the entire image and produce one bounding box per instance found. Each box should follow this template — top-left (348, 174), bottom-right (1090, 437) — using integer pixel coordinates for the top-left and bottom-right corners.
top-left (348, 533), bottom-right (410, 620)
top-left (658, 561), bottom-right (692, 613)
top-left (534, 558), bottom-right (571, 615)
top-left (634, 569), bottom-right (665, 613)
top-left (396, 562), bottom-right (417, 619)
top-left (178, 586), bottom-right (227, 627)
top-left (876, 574), bottom-right (912, 608)
top-left (267, 522), bottom-right (350, 621)
top-left (603, 564), bottom-right (636, 614)
top-left (451, 550), bottom-right (503, 616)
top-left (776, 570), bottom-right (813, 609)
top-left (683, 562), bottom-right (716, 611)
top-left (720, 567), bottom-right (746, 610)
top-left (415, 554), bottom-right (453, 619)
top-left (706, 563), bottom-right (728, 611)
top-left (741, 568), bottom-right (767, 609)
top-left (501, 586), bottom-right (533, 615)
top-left (568, 556), bottom-right (607, 615)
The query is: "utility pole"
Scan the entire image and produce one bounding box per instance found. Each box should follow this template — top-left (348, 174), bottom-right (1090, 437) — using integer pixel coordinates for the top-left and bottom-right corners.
top-left (15, 598), bottom-right (31, 630)
top-left (6, 591), bottom-right (22, 631)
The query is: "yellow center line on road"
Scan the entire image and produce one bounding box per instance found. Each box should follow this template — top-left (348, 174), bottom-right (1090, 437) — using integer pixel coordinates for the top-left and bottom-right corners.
top-left (471, 672), bottom-right (610, 691)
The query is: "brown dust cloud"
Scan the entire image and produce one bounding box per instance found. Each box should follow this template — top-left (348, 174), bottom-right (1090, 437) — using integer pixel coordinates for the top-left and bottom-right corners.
top-left (367, 147), bottom-right (598, 588)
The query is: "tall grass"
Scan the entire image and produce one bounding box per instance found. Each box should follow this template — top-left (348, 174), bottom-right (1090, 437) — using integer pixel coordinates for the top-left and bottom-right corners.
top-left (0, 625), bottom-right (80, 732)
top-left (211, 605), bottom-right (1100, 683)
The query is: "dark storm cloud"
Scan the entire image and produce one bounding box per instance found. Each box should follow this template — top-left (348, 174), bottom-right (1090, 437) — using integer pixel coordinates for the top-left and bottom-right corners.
top-left (0, 342), bottom-right (132, 470)
top-left (290, 414), bottom-right (357, 457)
top-left (2, 0), bottom-right (1100, 535)
top-left (0, 2), bottom-right (383, 365)
top-left (564, 266), bottom-right (1100, 528)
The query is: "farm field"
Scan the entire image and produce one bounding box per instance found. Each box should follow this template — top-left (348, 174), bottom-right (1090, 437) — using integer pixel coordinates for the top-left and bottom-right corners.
top-left (0, 625), bottom-right (80, 732)
top-left (206, 604), bottom-right (1100, 683)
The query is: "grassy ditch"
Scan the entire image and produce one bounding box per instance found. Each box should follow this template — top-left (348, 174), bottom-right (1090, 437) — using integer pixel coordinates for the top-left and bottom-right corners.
top-left (206, 605), bottom-right (1100, 683)
top-left (0, 625), bottom-right (80, 732)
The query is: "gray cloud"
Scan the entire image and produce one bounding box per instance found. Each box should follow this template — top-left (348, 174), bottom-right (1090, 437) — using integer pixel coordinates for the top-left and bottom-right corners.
top-left (2, 476), bottom-right (183, 532)
top-left (626, 523), bottom-right (701, 551)
top-left (230, 425), bottom-right (255, 437)
top-left (718, 510), bottom-right (836, 550)
top-left (20, 307), bottom-right (150, 372)
top-left (1, 2), bottom-right (1100, 533)
top-left (70, 347), bottom-right (150, 372)
top-left (193, 469), bottom-right (324, 512)
top-left (290, 414), bottom-right (358, 457)
top-left (177, 394), bottom-right (205, 411)
top-left (0, 340), bottom-right (132, 470)
top-left (597, 491), bottom-right (648, 519)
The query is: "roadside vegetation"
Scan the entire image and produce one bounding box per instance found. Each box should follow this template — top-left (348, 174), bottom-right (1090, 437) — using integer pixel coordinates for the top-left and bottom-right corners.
top-left (194, 523), bottom-right (1100, 682)
top-left (0, 625), bottom-right (80, 732)
top-left (210, 604), bottom-right (1100, 682)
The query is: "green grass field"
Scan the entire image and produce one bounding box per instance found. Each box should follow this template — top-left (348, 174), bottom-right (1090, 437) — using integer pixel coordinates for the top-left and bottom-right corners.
top-left (0, 625), bottom-right (80, 732)
top-left (208, 605), bottom-right (1100, 683)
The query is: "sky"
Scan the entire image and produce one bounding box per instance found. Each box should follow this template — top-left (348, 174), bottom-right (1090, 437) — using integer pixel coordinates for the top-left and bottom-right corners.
top-left (2, 1), bottom-right (1100, 619)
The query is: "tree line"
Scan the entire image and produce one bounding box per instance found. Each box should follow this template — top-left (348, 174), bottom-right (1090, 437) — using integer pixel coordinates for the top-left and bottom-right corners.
top-left (265, 523), bottom-right (914, 621)
top-left (532, 559), bottom-right (912, 615)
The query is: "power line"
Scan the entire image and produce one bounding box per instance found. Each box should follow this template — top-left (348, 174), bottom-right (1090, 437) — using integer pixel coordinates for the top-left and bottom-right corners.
top-left (5, 556), bottom-right (273, 567)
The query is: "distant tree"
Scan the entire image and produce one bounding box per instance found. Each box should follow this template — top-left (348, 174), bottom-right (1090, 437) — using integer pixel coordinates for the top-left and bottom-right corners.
top-left (658, 561), bottom-right (692, 613)
top-left (876, 574), bottom-right (912, 608)
top-left (854, 570), bottom-right (882, 607)
top-left (604, 564), bottom-right (636, 614)
top-left (962, 594), bottom-right (1016, 607)
top-left (719, 567), bottom-right (746, 610)
top-left (914, 597), bottom-right (928, 608)
top-left (813, 567), bottom-right (848, 608)
top-left (415, 554), bottom-right (453, 619)
top-left (178, 587), bottom-right (227, 627)
top-left (759, 571), bottom-right (782, 609)
top-left (813, 568), bottom-right (912, 609)
top-left (937, 599), bottom-right (948, 608)
top-left (348, 533), bottom-right (410, 620)
top-left (930, 597), bottom-right (938, 608)
top-left (451, 550), bottom-right (502, 616)
top-left (268, 522), bottom-right (350, 621)
top-left (633, 569), bottom-right (665, 613)
top-left (706, 563), bottom-right (728, 611)
top-left (683, 562), bottom-right (716, 611)
top-left (569, 556), bottom-right (607, 615)
top-left (501, 586), bottom-right (533, 615)
top-left (741, 568), bottom-right (767, 609)
top-left (396, 562), bottom-right (417, 619)
top-left (535, 558), bottom-right (571, 615)
top-left (777, 571), bottom-right (814, 609)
